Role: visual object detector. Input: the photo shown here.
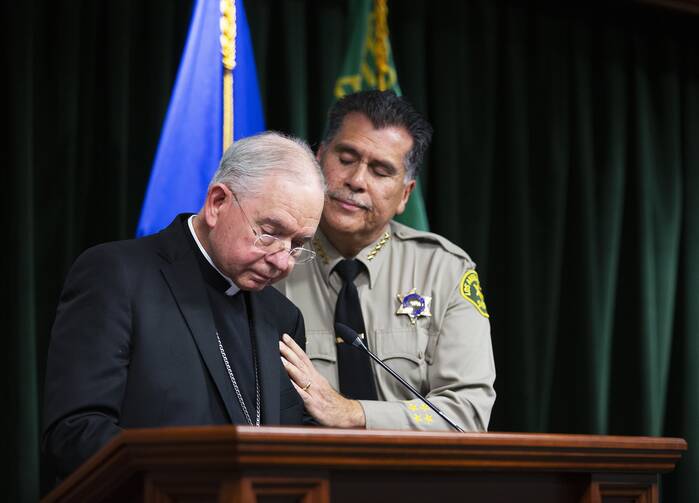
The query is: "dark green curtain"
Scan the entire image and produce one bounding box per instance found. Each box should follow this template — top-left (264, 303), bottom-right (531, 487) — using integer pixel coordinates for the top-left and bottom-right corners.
top-left (3, 1), bottom-right (697, 501)
top-left (2, 1), bottom-right (194, 499)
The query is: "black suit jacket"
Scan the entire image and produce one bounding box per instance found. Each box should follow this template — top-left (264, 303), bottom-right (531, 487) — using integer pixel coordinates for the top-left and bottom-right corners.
top-left (43, 215), bottom-right (306, 477)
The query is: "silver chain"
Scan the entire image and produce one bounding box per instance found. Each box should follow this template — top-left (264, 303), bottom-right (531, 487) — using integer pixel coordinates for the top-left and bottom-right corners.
top-left (216, 332), bottom-right (261, 426)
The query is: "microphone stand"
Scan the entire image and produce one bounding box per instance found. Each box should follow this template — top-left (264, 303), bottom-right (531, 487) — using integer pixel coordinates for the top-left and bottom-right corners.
top-left (335, 322), bottom-right (465, 433)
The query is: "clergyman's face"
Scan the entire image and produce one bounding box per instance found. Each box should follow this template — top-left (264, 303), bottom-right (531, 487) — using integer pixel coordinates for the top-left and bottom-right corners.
top-left (206, 176), bottom-right (323, 291)
top-left (318, 112), bottom-right (415, 249)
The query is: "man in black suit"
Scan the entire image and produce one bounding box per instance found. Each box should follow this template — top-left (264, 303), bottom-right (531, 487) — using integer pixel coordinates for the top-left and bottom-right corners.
top-left (43, 131), bottom-right (326, 477)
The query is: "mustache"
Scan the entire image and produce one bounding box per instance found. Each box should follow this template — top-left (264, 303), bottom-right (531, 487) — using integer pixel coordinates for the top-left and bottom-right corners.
top-left (327, 190), bottom-right (372, 211)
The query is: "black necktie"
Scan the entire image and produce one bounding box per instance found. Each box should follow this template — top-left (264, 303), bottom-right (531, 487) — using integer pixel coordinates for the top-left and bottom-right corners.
top-left (333, 259), bottom-right (378, 400)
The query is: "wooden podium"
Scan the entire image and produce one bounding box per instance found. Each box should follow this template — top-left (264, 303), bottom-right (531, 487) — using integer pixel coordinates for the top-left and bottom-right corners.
top-left (42, 426), bottom-right (686, 503)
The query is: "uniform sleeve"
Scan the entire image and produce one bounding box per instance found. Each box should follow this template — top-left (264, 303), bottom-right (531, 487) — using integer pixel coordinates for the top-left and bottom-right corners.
top-left (42, 245), bottom-right (133, 477)
top-left (360, 267), bottom-right (496, 432)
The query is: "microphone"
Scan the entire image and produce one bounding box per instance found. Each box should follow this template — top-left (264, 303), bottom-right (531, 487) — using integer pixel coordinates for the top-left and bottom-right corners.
top-left (334, 322), bottom-right (465, 433)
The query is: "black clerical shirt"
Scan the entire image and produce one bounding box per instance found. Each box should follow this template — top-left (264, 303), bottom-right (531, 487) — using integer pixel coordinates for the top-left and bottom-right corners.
top-left (183, 217), bottom-right (257, 423)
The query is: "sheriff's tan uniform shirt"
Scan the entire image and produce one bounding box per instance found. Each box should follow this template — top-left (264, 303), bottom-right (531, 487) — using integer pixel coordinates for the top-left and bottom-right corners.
top-left (276, 220), bottom-right (496, 431)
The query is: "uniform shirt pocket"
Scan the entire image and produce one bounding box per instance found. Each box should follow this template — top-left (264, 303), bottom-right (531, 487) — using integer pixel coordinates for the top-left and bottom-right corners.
top-left (305, 330), bottom-right (338, 387)
top-left (305, 330), bottom-right (337, 362)
top-left (373, 327), bottom-right (429, 396)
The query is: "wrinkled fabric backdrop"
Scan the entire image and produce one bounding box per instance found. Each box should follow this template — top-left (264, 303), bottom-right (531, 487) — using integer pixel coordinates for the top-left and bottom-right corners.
top-left (2, 1), bottom-right (697, 501)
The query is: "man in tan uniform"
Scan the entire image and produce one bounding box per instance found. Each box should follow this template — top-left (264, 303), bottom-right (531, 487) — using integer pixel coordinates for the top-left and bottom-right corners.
top-left (277, 90), bottom-right (495, 431)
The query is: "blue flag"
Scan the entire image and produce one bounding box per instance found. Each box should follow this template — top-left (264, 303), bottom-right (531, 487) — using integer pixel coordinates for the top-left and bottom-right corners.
top-left (136, 0), bottom-right (264, 237)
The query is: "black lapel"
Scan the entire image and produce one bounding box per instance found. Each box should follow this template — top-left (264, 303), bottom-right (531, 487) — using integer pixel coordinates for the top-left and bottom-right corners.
top-left (157, 216), bottom-right (239, 423)
top-left (248, 290), bottom-right (281, 424)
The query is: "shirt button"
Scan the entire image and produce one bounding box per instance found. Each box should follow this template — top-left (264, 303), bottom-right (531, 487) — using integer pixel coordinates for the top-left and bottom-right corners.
top-left (418, 351), bottom-right (424, 360)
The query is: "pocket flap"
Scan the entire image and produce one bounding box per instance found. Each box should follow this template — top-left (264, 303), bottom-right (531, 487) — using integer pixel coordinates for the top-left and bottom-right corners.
top-left (305, 330), bottom-right (337, 363)
top-left (374, 327), bottom-right (422, 365)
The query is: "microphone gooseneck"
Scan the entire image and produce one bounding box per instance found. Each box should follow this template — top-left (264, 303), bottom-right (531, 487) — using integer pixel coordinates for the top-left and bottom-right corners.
top-left (333, 322), bottom-right (465, 433)
top-left (335, 321), bottom-right (366, 349)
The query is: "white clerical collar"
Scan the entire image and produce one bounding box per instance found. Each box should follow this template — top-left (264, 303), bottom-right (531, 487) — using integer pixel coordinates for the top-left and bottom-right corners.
top-left (187, 215), bottom-right (240, 296)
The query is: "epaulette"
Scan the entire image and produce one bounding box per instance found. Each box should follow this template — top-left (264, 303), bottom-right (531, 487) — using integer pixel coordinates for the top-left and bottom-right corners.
top-left (389, 220), bottom-right (475, 266)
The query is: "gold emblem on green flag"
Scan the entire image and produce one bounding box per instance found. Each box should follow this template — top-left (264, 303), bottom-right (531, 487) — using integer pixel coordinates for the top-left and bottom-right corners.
top-left (460, 271), bottom-right (489, 318)
top-left (335, 0), bottom-right (398, 99)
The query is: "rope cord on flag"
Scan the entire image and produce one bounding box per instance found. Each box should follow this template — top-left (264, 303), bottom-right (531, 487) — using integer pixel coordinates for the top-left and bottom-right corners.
top-left (221, 0), bottom-right (237, 150)
top-left (373, 0), bottom-right (390, 91)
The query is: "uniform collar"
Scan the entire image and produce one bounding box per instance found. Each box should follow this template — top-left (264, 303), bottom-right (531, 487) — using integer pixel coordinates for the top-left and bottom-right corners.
top-left (312, 227), bottom-right (392, 289)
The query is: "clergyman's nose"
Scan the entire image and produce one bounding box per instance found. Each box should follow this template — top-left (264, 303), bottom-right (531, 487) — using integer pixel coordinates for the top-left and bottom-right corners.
top-left (266, 249), bottom-right (292, 275)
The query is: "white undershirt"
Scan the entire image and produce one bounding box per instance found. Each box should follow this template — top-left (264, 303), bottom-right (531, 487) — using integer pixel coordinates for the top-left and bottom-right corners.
top-left (187, 214), bottom-right (240, 296)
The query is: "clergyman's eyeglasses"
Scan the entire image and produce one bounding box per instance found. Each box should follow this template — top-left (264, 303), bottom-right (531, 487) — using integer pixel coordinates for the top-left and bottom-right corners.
top-left (232, 191), bottom-right (316, 264)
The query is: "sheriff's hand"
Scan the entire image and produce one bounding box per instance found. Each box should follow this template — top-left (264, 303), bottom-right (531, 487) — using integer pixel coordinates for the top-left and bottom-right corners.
top-left (279, 333), bottom-right (366, 428)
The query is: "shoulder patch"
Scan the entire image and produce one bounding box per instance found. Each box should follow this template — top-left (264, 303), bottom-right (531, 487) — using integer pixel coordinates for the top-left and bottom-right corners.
top-left (460, 270), bottom-right (489, 318)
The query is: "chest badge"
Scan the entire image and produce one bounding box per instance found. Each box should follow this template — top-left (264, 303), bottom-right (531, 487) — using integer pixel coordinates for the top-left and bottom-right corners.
top-left (396, 288), bottom-right (432, 325)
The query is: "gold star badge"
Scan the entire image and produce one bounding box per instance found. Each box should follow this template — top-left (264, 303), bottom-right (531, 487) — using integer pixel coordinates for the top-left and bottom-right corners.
top-left (396, 288), bottom-right (432, 325)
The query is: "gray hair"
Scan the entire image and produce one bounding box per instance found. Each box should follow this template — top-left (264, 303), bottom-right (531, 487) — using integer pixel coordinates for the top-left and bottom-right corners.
top-left (211, 131), bottom-right (326, 197)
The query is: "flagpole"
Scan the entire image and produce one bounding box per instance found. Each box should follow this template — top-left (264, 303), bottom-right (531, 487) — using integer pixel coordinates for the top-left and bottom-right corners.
top-left (136, 0), bottom-right (264, 237)
top-left (221, 0), bottom-right (237, 150)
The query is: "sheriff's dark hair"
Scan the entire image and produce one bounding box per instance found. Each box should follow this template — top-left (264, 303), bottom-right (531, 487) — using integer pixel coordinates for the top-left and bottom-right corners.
top-left (323, 90), bottom-right (433, 180)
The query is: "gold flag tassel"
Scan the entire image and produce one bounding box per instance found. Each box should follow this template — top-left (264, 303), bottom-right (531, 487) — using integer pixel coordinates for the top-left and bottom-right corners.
top-left (221, 0), bottom-right (237, 151)
top-left (373, 0), bottom-right (389, 91)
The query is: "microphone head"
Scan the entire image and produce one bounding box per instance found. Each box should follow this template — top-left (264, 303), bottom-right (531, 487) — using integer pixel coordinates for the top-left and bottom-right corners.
top-left (334, 322), bottom-right (365, 349)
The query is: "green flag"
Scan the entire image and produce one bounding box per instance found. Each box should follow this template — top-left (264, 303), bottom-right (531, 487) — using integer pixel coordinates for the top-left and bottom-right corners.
top-left (333, 0), bottom-right (429, 231)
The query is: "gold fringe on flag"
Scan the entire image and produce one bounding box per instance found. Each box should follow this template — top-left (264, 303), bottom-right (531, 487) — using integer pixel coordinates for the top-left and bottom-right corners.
top-left (373, 0), bottom-right (390, 91)
top-left (220, 0), bottom-right (237, 151)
